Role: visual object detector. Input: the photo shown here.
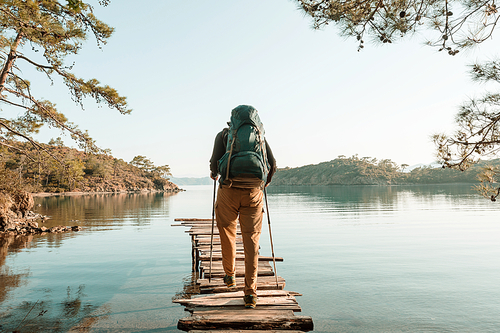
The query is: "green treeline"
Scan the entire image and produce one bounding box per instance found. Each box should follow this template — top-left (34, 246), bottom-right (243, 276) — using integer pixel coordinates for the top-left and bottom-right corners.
top-left (0, 139), bottom-right (178, 194)
top-left (272, 155), bottom-right (495, 186)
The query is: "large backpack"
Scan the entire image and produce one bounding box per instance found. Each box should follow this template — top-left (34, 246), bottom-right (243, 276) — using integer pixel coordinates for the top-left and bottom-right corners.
top-left (217, 105), bottom-right (270, 185)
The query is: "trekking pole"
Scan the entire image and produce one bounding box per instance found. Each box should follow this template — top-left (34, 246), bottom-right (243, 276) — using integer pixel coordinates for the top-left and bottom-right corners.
top-left (264, 187), bottom-right (279, 288)
top-left (209, 178), bottom-right (217, 283)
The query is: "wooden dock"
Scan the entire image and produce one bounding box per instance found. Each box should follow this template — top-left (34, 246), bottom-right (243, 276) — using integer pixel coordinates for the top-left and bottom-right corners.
top-left (172, 218), bottom-right (314, 332)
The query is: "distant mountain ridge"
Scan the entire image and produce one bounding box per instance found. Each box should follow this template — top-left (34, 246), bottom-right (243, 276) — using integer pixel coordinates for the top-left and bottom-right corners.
top-left (271, 156), bottom-right (497, 186)
top-left (171, 176), bottom-right (212, 185)
top-left (172, 157), bottom-right (499, 187)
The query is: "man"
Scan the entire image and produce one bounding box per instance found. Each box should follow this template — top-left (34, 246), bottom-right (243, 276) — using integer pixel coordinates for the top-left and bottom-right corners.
top-left (209, 105), bottom-right (276, 309)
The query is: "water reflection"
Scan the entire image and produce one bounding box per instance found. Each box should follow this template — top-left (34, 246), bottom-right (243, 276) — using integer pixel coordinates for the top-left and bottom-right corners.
top-left (1, 284), bottom-right (100, 332)
top-left (267, 184), bottom-right (479, 213)
top-left (0, 192), bottom-right (179, 332)
top-left (172, 272), bottom-right (201, 301)
top-left (0, 236), bottom-right (103, 332)
top-left (2, 186), bottom-right (496, 332)
top-left (34, 192), bottom-right (177, 230)
top-left (0, 235), bottom-right (31, 305)
top-left (268, 184), bottom-right (477, 202)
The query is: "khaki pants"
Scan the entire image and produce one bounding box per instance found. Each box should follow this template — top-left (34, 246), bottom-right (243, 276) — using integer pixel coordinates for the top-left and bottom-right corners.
top-left (215, 185), bottom-right (263, 296)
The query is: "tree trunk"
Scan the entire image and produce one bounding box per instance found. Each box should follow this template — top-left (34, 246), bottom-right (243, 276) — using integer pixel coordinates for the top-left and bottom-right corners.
top-left (0, 32), bottom-right (23, 95)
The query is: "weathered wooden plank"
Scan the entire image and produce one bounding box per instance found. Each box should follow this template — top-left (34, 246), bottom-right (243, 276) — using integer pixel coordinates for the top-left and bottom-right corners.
top-left (200, 261), bottom-right (274, 275)
top-left (195, 238), bottom-right (243, 244)
top-left (178, 224), bottom-right (213, 228)
top-left (186, 290), bottom-right (301, 300)
top-left (200, 285), bottom-right (284, 294)
top-left (199, 281), bottom-right (286, 294)
top-left (177, 311), bottom-right (313, 331)
top-left (189, 330), bottom-right (304, 333)
top-left (192, 290), bottom-right (301, 299)
top-left (199, 254), bottom-right (283, 262)
top-left (189, 231), bottom-right (242, 236)
top-left (202, 268), bottom-right (274, 275)
top-left (202, 270), bottom-right (275, 278)
top-left (198, 276), bottom-right (285, 287)
top-left (199, 262), bottom-right (272, 270)
top-left (173, 221), bottom-right (214, 226)
top-left (196, 245), bottom-right (244, 251)
top-left (190, 309), bottom-right (295, 316)
top-left (195, 235), bottom-right (243, 241)
top-left (188, 224), bottom-right (237, 228)
top-left (189, 224), bottom-right (238, 228)
top-left (196, 234), bottom-right (241, 239)
top-left (175, 296), bottom-right (297, 307)
top-left (198, 249), bottom-right (246, 255)
top-left (198, 249), bottom-right (246, 254)
top-left (195, 241), bottom-right (243, 246)
top-left (174, 217), bottom-right (313, 332)
top-left (186, 304), bottom-right (302, 312)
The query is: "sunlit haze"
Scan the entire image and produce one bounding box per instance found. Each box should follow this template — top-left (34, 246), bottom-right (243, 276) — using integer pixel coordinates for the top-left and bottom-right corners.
top-left (16, 1), bottom-right (499, 177)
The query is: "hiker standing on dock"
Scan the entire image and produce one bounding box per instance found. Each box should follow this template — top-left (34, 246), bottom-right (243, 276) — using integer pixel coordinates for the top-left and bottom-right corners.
top-left (209, 105), bottom-right (277, 309)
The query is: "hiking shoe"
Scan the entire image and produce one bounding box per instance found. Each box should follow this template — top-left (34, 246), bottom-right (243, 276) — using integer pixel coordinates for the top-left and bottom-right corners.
top-left (244, 294), bottom-right (257, 309)
top-left (223, 274), bottom-right (235, 288)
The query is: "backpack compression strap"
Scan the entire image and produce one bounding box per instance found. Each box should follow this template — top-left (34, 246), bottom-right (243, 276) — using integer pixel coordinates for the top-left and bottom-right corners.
top-left (225, 132), bottom-right (236, 187)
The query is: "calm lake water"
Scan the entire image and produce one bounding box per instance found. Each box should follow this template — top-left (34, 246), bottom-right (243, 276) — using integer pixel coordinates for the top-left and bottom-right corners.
top-left (0, 184), bottom-right (499, 332)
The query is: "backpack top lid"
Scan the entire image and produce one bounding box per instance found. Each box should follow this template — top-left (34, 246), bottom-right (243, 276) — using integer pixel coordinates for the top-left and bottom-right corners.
top-left (230, 105), bottom-right (264, 134)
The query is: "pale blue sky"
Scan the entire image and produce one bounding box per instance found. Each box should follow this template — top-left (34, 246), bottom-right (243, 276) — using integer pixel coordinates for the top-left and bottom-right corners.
top-left (17, 1), bottom-right (499, 177)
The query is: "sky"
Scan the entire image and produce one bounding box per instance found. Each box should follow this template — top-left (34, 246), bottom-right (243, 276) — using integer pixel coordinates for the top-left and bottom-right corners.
top-left (10, 0), bottom-right (500, 177)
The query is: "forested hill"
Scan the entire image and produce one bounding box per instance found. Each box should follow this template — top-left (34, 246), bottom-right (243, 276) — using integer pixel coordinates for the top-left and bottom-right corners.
top-left (0, 139), bottom-right (180, 194)
top-left (271, 156), bottom-right (496, 186)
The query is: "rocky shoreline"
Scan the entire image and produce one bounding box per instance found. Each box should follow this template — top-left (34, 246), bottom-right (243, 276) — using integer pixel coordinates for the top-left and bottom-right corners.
top-left (0, 210), bottom-right (82, 236)
top-left (1, 188), bottom-right (183, 236)
top-left (31, 187), bottom-right (184, 197)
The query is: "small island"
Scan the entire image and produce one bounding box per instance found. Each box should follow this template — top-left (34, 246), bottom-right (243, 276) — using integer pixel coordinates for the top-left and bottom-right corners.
top-left (0, 139), bottom-right (181, 236)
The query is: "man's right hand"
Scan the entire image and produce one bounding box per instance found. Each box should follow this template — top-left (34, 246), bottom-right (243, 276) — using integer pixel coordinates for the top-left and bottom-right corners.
top-left (210, 172), bottom-right (218, 180)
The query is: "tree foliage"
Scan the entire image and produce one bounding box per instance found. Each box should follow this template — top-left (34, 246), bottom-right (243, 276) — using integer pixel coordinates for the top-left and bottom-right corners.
top-left (0, 139), bottom-right (176, 193)
top-left (0, 0), bottom-right (130, 159)
top-left (434, 59), bottom-right (500, 200)
top-left (296, 0), bottom-right (499, 53)
top-left (130, 155), bottom-right (172, 189)
top-left (297, 0), bottom-right (500, 201)
top-left (130, 155), bottom-right (155, 173)
top-left (272, 154), bottom-right (487, 186)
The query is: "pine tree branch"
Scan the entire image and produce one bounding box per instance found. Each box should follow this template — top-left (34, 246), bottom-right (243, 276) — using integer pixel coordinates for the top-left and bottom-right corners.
top-left (0, 140), bottom-right (36, 162)
top-left (2, 88), bottom-right (91, 147)
top-left (16, 55), bottom-right (130, 115)
top-left (0, 119), bottom-right (62, 165)
top-left (16, 55), bottom-right (54, 70)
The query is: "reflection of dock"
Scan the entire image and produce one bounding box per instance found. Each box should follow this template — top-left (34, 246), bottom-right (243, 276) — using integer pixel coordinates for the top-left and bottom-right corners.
top-left (172, 218), bottom-right (313, 331)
